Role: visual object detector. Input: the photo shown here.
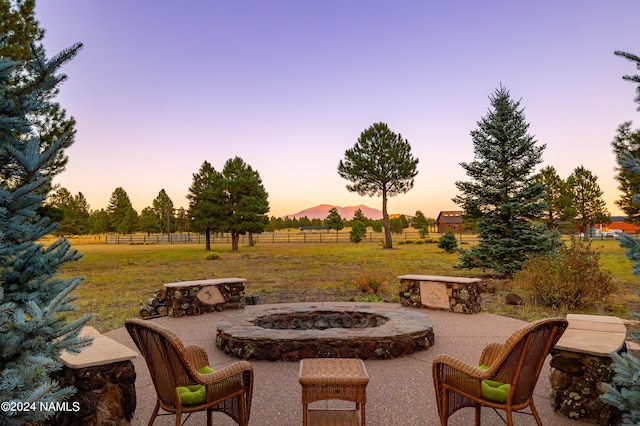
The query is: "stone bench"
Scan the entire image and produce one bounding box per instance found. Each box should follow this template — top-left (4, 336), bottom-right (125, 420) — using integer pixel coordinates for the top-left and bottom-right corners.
top-left (398, 275), bottom-right (482, 314)
top-left (550, 314), bottom-right (627, 425)
top-left (163, 277), bottom-right (247, 317)
top-left (53, 326), bottom-right (138, 425)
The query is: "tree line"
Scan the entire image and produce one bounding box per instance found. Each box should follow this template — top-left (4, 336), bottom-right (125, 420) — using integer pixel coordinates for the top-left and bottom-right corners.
top-left (45, 183), bottom-right (435, 238)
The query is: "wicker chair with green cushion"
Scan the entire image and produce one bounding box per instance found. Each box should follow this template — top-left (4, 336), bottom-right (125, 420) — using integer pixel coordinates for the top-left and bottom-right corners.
top-left (432, 317), bottom-right (568, 426)
top-left (125, 318), bottom-right (253, 426)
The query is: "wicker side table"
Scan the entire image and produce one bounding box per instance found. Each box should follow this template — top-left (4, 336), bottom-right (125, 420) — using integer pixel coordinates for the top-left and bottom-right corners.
top-left (299, 358), bottom-right (369, 426)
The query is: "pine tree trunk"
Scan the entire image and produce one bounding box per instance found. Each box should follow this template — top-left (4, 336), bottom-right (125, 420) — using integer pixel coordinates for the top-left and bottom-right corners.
top-left (205, 228), bottom-right (211, 251)
top-left (248, 232), bottom-right (255, 246)
top-left (231, 232), bottom-right (240, 251)
top-left (382, 188), bottom-right (392, 249)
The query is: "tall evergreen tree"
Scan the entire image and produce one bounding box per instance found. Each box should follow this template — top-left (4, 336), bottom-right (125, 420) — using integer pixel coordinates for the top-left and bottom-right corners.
top-left (0, 0), bottom-right (77, 185)
top-left (351, 208), bottom-right (369, 226)
top-left (106, 187), bottom-right (138, 234)
top-left (567, 166), bottom-right (609, 234)
top-left (0, 41), bottom-right (91, 424)
top-left (49, 187), bottom-right (91, 235)
top-left (152, 188), bottom-right (174, 234)
top-left (175, 207), bottom-right (188, 233)
top-left (536, 166), bottom-right (574, 229)
top-left (454, 86), bottom-right (560, 277)
top-left (600, 49), bottom-right (640, 426)
top-left (615, 50), bottom-right (640, 109)
top-left (138, 206), bottom-right (161, 235)
top-left (338, 122), bottom-right (419, 249)
top-left (612, 121), bottom-right (640, 220)
top-left (411, 210), bottom-right (428, 230)
top-left (88, 208), bottom-right (109, 234)
top-left (325, 207), bottom-right (344, 235)
top-left (220, 157), bottom-right (269, 250)
top-left (187, 161), bottom-right (227, 250)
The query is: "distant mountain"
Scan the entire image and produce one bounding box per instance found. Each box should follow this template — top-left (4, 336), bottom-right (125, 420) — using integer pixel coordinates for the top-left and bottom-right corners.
top-left (284, 204), bottom-right (383, 220)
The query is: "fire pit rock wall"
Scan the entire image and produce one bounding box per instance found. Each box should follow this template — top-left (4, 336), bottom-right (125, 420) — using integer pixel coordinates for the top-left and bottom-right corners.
top-left (216, 304), bottom-right (434, 361)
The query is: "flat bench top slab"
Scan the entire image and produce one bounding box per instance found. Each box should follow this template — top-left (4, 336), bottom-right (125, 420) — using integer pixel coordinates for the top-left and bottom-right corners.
top-left (554, 314), bottom-right (627, 357)
top-left (59, 326), bottom-right (137, 369)
top-left (397, 275), bottom-right (481, 284)
top-left (164, 277), bottom-right (246, 288)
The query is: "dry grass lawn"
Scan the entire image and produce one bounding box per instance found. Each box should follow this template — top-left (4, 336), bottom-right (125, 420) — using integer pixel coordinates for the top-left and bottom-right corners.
top-left (56, 238), bottom-right (640, 333)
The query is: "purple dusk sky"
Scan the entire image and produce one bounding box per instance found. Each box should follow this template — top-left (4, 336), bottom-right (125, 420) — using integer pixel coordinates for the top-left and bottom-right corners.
top-left (35, 1), bottom-right (640, 218)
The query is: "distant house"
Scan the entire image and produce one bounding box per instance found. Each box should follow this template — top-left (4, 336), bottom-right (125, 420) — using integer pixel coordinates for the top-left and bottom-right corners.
top-left (608, 221), bottom-right (640, 234)
top-left (436, 211), bottom-right (463, 234)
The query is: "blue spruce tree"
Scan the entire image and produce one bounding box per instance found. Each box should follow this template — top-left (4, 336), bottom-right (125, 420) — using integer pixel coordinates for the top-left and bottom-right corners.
top-left (600, 50), bottom-right (640, 426)
top-left (0, 42), bottom-right (91, 424)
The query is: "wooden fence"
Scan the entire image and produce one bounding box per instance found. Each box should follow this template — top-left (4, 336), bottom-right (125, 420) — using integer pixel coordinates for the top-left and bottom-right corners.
top-left (105, 231), bottom-right (473, 245)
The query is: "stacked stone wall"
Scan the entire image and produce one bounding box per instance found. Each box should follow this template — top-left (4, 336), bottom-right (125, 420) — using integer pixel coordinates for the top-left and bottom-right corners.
top-left (549, 350), bottom-right (622, 425)
top-left (164, 282), bottom-right (245, 317)
top-left (398, 277), bottom-right (481, 313)
top-left (50, 360), bottom-right (136, 426)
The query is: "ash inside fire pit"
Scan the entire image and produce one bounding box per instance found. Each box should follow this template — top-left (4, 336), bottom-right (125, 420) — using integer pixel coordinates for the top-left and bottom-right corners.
top-left (253, 311), bottom-right (389, 330)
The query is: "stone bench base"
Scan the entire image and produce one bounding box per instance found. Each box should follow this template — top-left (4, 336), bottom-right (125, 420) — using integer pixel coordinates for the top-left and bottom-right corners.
top-left (550, 314), bottom-right (626, 425)
top-left (53, 327), bottom-right (137, 425)
top-left (163, 278), bottom-right (246, 317)
top-left (398, 275), bottom-right (481, 314)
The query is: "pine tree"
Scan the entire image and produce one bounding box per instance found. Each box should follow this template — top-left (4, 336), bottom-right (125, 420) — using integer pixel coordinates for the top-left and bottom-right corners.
top-left (600, 50), bottom-right (640, 426)
top-left (412, 210), bottom-right (431, 237)
top-left (49, 187), bottom-right (91, 235)
top-left (453, 86), bottom-right (560, 277)
top-left (350, 221), bottom-right (366, 243)
top-left (220, 157), bottom-right (270, 251)
top-left (612, 122), bottom-right (640, 220)
top-left (325, 207), bottom-right (344, 235)
top-left (106, 187), bottom-right (138, 234)
top-left (351, 208), bottom-right (369, 227)
top-left (138, 207), bottom-right (161, 235)
top-left (0, 0), bottom-right (77, 186)
top-left (567, 165), bottom-right (610, 234)
top-left (536, 166), bottom-right (573, 229)
top-left (88, 209), bottom-right (109, 234)
top-left (0, 45), bottom-right (91, 424)
top-left (152, 189), bottom-right (174, 234)
top-left (438, 229), bottom-right (458, 253)
top-left (338, 122), bottom-right (419, 249)
top-left (187, 161), bottom-right (229, 251)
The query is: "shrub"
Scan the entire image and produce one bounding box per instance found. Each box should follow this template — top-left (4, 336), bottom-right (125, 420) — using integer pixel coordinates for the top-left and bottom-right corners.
top-left (205, 252), bottom-right (222, 260)
top-left (438, 230), bottom-right (458, 253)
top-left (513, 237), bottom-right (615, 310)
top-left (350, 222), bottom-right (366, 243)
top-left (419, 226), bottom-right (429, 238)
top-left (353, 274), bottom-right (384, 294)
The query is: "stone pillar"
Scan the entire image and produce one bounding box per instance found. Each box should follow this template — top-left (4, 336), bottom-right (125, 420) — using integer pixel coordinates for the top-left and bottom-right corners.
top-left (549, 350), bottom-right (621, 425)
top-left (54, 326), bottom-right (138, 426)
top-left (549, 314), bottom-right (627, 425)
top-left (51, 360), bottom-right (136, 426)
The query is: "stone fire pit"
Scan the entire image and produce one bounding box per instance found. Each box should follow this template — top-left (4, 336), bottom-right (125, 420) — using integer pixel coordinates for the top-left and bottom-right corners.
top-left (215, 304), bottom-right (435, 361)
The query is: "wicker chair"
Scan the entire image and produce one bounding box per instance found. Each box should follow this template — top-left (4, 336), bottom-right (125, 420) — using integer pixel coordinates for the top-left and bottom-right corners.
top-left (125, 318), bottom-right (253, 426)
top-left (432, 317), bottom-right (568, 426)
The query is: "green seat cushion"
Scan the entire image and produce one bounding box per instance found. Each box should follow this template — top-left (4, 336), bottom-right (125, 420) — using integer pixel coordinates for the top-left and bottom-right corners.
top-left (478, 364), bottom-right (510, 403)
top-left (177, 366), bottom-right (215, 406)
